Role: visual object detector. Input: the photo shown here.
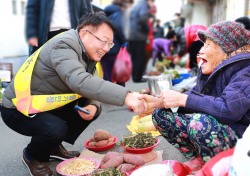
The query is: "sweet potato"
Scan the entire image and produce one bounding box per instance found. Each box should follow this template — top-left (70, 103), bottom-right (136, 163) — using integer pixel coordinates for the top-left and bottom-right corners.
top-left (116, 163), bottom-right (136, 173)
top-left (101, 152), bottom-right (122, 165)
top-left (95, 139), bottom-right (109, 147)
top-left (123, 154), bottom-right (145, 166)
top-left (88, 141), bottom-right (96, 147)
top-left (108, 137), bottom-right (115, 142)
top-left (94, 129), bottom-right (111, 141)
top-left (89, 137), bottom-right (95, 142)
top-left (101, 156), bottom-right (124, 169)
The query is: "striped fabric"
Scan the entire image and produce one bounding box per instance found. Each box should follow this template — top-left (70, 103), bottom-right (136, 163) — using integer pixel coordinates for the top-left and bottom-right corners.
top-left (197, 21), bottom-right (250, 54)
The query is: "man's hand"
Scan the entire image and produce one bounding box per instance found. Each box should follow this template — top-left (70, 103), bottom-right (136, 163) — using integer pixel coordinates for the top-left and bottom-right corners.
top-left (125, 92), bottom-right (149, 115)
top-left (77, 105), bottom-right (97, 120)
top-left (28, 37), bottom-right (38, 47)
top-left (138, 94), bottom-right (164, 110)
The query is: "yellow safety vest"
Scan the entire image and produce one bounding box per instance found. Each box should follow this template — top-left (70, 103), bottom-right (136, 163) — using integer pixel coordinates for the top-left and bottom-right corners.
top-left (12, 46), bottom-right (103, 117)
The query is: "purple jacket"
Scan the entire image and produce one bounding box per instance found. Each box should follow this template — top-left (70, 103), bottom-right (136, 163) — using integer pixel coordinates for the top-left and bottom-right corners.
top-left (183, 53), bottom-right (250, 137)
top-left (152, 38), bottom-right (173, 59)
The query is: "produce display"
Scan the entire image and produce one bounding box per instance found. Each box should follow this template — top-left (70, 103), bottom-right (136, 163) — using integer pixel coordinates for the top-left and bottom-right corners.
top-left (154, 60), bottom-right (172, 72)
top-left (99, 152), bottom-right (145, 174)
top-left (88, 129), bottom-right (115, 147)
top-left (92, 167), bottom-right (125, 176)
top-left (121, 133), bottom-right (157, 148)
top-left (58, 158), bottom-right (97, 175)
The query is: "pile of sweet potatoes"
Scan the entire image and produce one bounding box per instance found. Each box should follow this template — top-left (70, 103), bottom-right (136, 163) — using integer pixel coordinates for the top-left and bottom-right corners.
top-left (88, 129), bottom-right (115, 147)
top-left (100, 152), bottom-right (145, 174)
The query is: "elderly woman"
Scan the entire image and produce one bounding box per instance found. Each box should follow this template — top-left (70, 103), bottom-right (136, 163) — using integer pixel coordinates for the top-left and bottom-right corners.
top-left (140, 21), bottom-right (250, 172)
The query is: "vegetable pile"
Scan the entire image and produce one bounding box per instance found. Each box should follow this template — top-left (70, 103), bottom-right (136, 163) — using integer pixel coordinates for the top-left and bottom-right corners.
top-left (121, 133), bottom-right (157, 148)
top-left (99, 152), bottom-right (145, 174)
top-left (88, 129), bottom-right (115, 147)
top-left (92, 167), bottom-right (125, 176)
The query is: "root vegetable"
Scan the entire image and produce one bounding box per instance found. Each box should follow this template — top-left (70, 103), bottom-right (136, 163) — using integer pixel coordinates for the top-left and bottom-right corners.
top-left (94, 129), bottom-right (111, 141)
top-left (101, 156), bottom-right (124, 169)
top-left (89, 137), bottom-right (95, 142)
top-left (88, 141), bottom-right (96, 147)
top-left (95, 139), bottom-right (109, 147)
top-left (108, 137), bottom-right (115, 142)
top-left (101, 152), bottom-right (122, 165)
top-left (117, 163), bottom-right (136, 173)
top-left (123, 154), bottom-right (145, 166)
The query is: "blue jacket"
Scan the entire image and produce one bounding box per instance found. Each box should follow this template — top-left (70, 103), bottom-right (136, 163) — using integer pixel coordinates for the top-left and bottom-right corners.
top-left (25, 0), bottom-right (92, 49)
top-left (104, 3), bottom-right (126, 55)
top-left (183, 53), bottom-right (250, 137)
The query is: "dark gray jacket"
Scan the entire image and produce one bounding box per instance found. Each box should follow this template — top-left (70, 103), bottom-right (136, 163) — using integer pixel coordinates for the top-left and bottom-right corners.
top-left (127, 0), bottom-right (149, 41)
top-left (2, 30), bottom-right (129, 115)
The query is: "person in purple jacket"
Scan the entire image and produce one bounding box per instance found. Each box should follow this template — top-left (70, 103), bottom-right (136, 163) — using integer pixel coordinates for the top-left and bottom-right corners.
top-left (138, 21), bottom-right (250, 173)
top-left (151, 30), bottom-right (176, 66)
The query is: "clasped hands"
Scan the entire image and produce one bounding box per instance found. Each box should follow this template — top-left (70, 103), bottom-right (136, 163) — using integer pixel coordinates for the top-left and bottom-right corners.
top-left (126, 90), bottom-right (188, 115)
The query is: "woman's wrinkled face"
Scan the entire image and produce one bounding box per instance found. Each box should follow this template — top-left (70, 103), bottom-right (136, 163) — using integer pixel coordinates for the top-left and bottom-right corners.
top-left (79, 23), bottom-right (114, 62)
top-left (199, 38), bottom-right (227, 75)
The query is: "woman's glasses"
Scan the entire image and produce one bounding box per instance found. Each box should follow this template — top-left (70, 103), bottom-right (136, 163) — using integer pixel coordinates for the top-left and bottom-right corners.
top-left (85, 30), bottom-right (114, 49)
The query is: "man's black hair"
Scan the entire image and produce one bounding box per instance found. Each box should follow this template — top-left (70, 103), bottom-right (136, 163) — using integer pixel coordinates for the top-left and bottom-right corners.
top-left (77, 12), bottom-right (115, 32)
top-left (235, 16), bottom-right (250, 31)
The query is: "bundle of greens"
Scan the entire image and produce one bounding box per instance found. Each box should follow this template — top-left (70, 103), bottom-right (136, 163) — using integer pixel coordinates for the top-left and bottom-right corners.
top-left (121, 133), bottom-right (157, 148)
top-left (92, 167), bottom-right (125, 176)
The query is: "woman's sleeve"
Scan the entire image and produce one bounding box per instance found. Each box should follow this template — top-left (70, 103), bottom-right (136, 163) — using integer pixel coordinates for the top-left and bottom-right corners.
top-left (185, 73), bottom-right (250, 124)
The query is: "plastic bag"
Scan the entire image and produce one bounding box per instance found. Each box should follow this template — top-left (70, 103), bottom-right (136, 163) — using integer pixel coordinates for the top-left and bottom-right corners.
top-left (112, 47), bottom-right (132, 83)
top-left (194, 148), bottom-right (234, 176)
top-left (229, 126), bottom-right (250, 176)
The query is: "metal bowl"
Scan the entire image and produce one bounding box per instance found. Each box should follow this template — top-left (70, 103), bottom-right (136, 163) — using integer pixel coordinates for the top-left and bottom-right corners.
top-left (143, 74), bottom-right (172, 97)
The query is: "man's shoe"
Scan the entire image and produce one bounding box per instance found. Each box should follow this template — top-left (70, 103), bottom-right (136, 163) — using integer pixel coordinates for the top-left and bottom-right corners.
top-left (50, 144), bottom-right (80, 161)
top-left (22, 148), bottom-right (53, 176)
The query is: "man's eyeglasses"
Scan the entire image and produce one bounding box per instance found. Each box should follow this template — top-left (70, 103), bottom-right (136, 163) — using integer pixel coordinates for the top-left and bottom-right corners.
top-left (85, 30), bottom-right (114, 49)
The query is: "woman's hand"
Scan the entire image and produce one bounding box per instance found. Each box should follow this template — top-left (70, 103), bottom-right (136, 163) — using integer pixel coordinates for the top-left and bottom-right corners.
top-left (77, 105), bottom-right (97, 120)
top-left (138, 94), bottom-right (164, 109)
top-left (160, 90), bottom-right (188, 108)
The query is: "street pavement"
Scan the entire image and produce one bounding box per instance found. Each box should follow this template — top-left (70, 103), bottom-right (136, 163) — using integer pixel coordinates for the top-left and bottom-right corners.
top-left (0, 56), bottom-right (186, 176)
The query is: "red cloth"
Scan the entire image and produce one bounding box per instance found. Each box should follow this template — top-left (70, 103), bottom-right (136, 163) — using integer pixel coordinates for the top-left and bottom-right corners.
top-left (184, 25), bottom-right (207, 53)
top-left (194, 147), bottom-right (235, 176)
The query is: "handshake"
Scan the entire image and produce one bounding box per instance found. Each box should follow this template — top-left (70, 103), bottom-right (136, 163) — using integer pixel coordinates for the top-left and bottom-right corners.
top-left (125, 90), bottom-right (188, 115)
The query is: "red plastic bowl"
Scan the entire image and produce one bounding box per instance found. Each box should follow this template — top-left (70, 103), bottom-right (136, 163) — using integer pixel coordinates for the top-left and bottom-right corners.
top-left (160, 160), bottom-right (191, 176)
top-left (121, 139), bottom-right (160, 154)
top-left (56, 157), bottom-right (100, 176)
top-left (84, 136), bottom-right (118, 152)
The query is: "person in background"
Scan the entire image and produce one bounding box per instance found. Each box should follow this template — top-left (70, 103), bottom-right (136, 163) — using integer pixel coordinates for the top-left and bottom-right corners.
top-left (151, 30), bottom-right (176, 66)
top-left (126, 0), bottom-right (150, 83)
top-left (1, 12), bottom-right (147, 176)
top-left (174, 12), bottom-right (185, 28)
top-left (123, 0), bottom-right (134, 41)
top-left (101, 0), bottom-right (126, 86)
top-left (145, 0), bottom-right (157, 72)
top-left (25, 0), bottom-right (93, 55)
top-left (235, 16), bottom-right (250, 31)
top-left (174, 24), bottom-right (206, 71)
top-left (153, 19), bottom-right (164, 39)
top-left (139, 21), bottom-right (250, 173)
